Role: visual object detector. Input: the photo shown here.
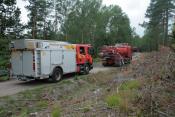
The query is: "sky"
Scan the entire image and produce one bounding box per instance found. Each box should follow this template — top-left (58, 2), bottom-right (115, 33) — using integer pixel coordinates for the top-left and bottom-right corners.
top-left (17, 0), bottom-right (151, 37)
top-left (103, 0), bottom-right (151, 36)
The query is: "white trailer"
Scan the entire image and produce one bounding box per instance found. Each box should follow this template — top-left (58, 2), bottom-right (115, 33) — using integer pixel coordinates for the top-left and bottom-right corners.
top-left (10, 39), bottom-right (77, 82)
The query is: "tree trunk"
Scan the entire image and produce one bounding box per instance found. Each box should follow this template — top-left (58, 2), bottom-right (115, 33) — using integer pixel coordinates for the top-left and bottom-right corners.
top-left (164, 9), bottom-right (169, 45)
top-left (162, 12), bottom-right (165, 45)
top-left (32, 15), bottom-right (36, 39)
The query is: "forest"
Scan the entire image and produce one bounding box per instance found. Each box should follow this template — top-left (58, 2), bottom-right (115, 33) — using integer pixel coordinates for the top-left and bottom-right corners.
top-left (0, 0), bottom-right (175, 68)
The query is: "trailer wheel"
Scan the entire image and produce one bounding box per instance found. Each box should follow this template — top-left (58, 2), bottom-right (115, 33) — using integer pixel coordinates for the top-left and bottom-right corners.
top-left (83, 64), bottom-right (90, 75)
top-left (51, 68), bottom-right (63, 82)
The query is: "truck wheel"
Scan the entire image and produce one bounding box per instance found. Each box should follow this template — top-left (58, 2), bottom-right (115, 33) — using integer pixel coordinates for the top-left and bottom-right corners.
top-left (102, 63), bottom-right (107, 67)
top-left (51, 68), bottom-right (63, 82)
top-left (118, 60), bottom-right (123, 67)
top-left (83, 64), bottom-right (90, 75)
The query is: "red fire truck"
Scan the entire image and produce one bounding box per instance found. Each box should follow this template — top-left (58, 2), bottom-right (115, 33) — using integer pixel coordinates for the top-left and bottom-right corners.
top-left (99, 43), bottom-right (132, 66)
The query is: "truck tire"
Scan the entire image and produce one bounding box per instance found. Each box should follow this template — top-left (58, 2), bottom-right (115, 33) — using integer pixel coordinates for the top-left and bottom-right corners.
top-left (102, 63), bottom-right (108, 67)
top-left (51, 68), bottom-right (63, 82)
top-left (118, 60), bottom-right (124, 67)
top-left (83, 64), bottom-right (90, 75)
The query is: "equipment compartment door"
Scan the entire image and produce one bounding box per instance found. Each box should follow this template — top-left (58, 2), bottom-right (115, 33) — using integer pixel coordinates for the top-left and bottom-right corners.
top-left (51, 50), bottom-right (63, 65)
top-left (22, 51), bottom-right (33, 76)
top-left (40, 51), bottom-right (51, 75)
top-left (11, 51), bottom-right (23, 75)
top-left (62, 50), bottom-right (76, 73)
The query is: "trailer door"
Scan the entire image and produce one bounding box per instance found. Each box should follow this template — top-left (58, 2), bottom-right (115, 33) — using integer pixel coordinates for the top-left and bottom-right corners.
top-left (11, 51), bottom-right (23, 75)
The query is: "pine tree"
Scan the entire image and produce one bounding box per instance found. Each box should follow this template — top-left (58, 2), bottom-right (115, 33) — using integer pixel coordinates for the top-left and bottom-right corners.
top-left (0, 0), bottom-right (22, 38)
top-left (145, 0), bottom-right (175, 46)
top-left (54, 0), bottom-right (77, 36)
top-left (172, 21), bottom-right (175, 42)
top-left (24, 0), bottom-right (53, 39)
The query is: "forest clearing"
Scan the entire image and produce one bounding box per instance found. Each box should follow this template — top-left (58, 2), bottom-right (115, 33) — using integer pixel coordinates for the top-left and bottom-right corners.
top-left (0, 0), bottom-right (175, 116)
top-left (0, 47), bottom-right (174, 116)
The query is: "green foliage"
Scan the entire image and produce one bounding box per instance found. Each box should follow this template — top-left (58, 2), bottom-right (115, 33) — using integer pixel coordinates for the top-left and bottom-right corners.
top-left (0, 37), bottom-right (10, 68)
top-left (61, 1), bottom-right (132, 55)
top-left (24, 0), bottom-right (54, 39)
top-left (0, 0), bottom-right (22, 38)
top-left (143, 0), bottom-right (175, 49)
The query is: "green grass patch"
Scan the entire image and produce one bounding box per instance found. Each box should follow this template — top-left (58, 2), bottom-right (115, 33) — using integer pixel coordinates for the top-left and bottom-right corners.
top-left (0, 76), bottom-right (9, 81)
top-left (59, 79), bottom-right (73, 84)
top-left (37, 100), bottom-right (48, 109)
top-left (106, 91), bottom-right (135, 112)
top-left (120, 80), bottom-right (141, 90)
top-left (106, 80), bottom-right (141, 111)
top-left (16, 108), bottom-right (28, 117)
top-left (0, 107), bottom-right (6, 116)
top-left (51, 105), bottom-right (61, 117)
top-left (82, 107), bottom-right (90, 113)
top-left (106, 94), bottom-right (121, 108)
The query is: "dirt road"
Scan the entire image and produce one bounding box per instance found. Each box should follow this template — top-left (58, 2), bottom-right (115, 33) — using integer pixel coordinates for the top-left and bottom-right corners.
top-left (0, 53), bottom-right (141, 97)
top-left (0, 63), bottom-right (112, 97)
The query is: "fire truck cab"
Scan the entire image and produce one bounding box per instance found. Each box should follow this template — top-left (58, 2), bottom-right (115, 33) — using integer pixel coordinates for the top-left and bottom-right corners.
top-left (76, 44), bottom-right (93, 74)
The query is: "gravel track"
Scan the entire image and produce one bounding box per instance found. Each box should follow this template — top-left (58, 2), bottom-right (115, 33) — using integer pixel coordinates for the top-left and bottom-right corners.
top-left (0, 53), bottom-right (141, 97)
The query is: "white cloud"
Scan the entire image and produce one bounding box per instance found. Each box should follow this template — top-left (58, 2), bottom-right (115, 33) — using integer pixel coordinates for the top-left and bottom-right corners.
top-left (103, 0), bottom-right (151, 36)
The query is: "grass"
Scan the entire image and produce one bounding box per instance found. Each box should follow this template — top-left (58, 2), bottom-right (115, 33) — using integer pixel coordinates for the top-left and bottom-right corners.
top-left (119, 80), bottom-right (141, 90)
top-left (37, 100), bottom-right (49, 109)
top-left (0, 76), bottom-right (9, 81)
top-left (106, 80), bottom-right (141, 112)
top-left (51, 105), bottom-right (61, 117)
top-left (60, 80), bottom-right (73, 84)
top-left (82, 107), bottom-right (91, 113)
top-left (106, 91), bottom-right (137, 112)
top-left (16, 109), bottom-right (28, 117)
top-left (106, 94), bottom-right (121, 108)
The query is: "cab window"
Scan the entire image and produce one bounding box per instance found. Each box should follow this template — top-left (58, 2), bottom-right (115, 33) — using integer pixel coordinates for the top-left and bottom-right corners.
top-left (80, 47), bottom-right (85, 55)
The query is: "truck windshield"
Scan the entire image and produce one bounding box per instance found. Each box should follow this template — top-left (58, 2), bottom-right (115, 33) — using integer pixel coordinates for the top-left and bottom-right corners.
top-left (88, 47), bottom-right (94, 55)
